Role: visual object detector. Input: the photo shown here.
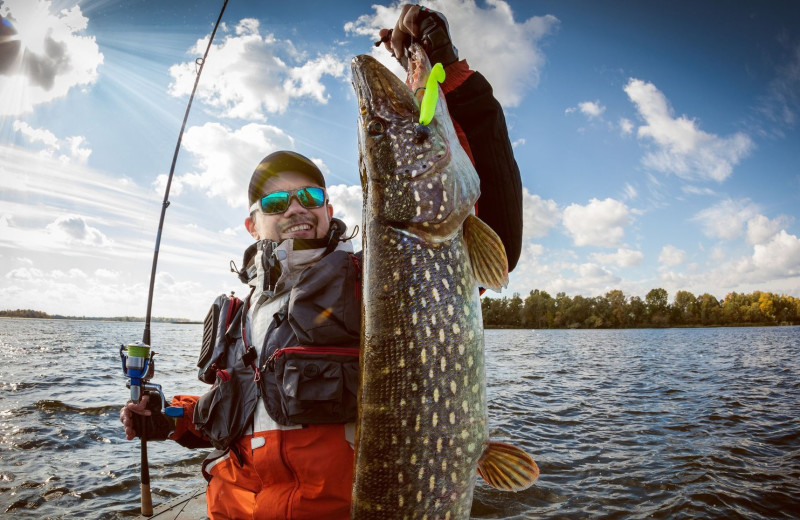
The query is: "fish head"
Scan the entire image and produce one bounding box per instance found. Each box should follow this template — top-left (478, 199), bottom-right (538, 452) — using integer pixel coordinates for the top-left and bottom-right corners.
top-left (351, 45), bottom-right (479, 241)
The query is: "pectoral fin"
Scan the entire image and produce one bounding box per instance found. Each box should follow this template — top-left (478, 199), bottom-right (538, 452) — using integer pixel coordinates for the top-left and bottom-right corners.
top-left (463, 214), bottom-right (509, 290)
top-left (476, 441), bottom-right (539, 492)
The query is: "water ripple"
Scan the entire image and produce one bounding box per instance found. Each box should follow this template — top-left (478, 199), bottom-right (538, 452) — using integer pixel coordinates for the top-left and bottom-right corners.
top-left (1, 320), bottom-right (799, 518)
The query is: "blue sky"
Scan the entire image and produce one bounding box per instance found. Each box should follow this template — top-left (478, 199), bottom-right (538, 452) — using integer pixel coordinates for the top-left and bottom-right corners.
top-left (1, 0), bottom-right (798, 320)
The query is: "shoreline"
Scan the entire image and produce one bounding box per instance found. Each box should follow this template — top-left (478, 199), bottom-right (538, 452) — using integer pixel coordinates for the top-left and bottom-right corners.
top-left (0, 315), bottom-right (202, 325)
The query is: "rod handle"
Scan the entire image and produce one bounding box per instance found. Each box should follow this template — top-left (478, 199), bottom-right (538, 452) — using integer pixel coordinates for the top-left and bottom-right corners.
top-left (141, 483), bottom-right (153, 516)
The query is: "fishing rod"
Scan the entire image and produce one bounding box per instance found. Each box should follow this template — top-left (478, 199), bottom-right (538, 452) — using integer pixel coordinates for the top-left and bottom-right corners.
top-left (121, 0), bottom-right (229, 516)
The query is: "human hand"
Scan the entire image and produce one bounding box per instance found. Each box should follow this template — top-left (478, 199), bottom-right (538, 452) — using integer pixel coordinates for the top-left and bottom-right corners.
top-left (120, 393), bottom-right (176, 441)
top-left (120, 394), bottom-right (151, 441)
top-left (378, 4), bottom-right (459, 69)
top-left (379, 4), bottom-right (422, 63)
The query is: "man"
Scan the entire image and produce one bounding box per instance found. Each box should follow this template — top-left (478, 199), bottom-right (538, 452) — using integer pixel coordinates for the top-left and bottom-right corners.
top-left (121, 4), bottom-right (522, 519)
top-left (123, 149), bottom-right (358, 519)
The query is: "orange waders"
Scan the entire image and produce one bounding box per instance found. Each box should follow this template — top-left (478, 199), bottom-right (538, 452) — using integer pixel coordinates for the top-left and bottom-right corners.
top-left (205, 424), bottom-right (354, 520)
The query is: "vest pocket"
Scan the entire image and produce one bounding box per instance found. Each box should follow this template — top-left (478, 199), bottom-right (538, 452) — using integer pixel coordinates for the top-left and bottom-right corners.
top-left (193, 361), bottom-right (259, 450)
top-left (271, 346), bottom-right (359, 425)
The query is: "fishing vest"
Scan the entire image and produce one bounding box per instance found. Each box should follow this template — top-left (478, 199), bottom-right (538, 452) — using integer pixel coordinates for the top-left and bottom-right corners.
top-left (193, 246), bottom-right (361, 451)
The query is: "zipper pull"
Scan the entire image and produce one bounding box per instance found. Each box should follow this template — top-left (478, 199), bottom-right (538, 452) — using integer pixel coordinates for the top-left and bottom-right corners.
top-left (265, 349), bottom-right (280, 373)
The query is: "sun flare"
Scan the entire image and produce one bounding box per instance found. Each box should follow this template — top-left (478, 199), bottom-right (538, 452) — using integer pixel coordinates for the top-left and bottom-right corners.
top-left (4, 3), bottom-right (52, 56)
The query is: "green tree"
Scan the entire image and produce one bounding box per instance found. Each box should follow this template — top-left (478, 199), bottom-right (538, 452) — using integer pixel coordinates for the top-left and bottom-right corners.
top-left (552, 292), bottom-right (571, 328)
top-left (697, 293), bottom-right (721, 325)
top-left (507, 293), bottom-right (524, 327)
top-left (646, 288), bottom-right (670, 326)
top-left (605, 289), bottom-right (628, 328)
top-left (523, 289), bottom-right (553, 329)
top-left (672, 290), bottom-right (698, 325)
top-left (628, 296), bottom-right (646, 327)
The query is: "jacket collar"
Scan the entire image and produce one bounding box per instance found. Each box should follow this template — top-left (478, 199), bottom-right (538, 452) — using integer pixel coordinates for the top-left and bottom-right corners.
top-left (249, 238), bottom-right (354, 305)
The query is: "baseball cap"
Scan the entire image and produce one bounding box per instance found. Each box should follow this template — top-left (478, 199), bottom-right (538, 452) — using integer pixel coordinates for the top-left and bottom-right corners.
top-left (248, 151), bottom-right (326, 206)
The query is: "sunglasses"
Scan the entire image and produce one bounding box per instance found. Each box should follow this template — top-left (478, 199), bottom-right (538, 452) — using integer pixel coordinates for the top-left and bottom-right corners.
top-left (249, 186), bottom-right (326, 215)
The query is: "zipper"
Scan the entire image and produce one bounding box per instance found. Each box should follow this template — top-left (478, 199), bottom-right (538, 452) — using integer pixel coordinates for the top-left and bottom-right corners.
top-left (266, 345), bottom-right (359, 371)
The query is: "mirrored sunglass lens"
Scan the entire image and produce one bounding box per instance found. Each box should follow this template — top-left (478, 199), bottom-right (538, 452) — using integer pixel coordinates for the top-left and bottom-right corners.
top-left (261, 192), bottom-right (289, 213)
top-left (298, 187), bottom-right (325, 208)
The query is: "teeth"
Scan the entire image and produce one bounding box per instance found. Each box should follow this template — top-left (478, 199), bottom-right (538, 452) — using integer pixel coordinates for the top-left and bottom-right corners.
top-left (286, 224), bottom-right (311, 233)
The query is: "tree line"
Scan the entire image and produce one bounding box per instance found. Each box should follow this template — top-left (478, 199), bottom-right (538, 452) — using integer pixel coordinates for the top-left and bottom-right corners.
top-left (481, 289), bottom-right (800, 329)
top-left (0, 309), bottom-right (198, 323)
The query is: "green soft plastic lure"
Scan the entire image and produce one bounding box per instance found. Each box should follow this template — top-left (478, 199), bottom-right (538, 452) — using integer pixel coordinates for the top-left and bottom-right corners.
top-left (418, 62), bottom-right (445, 126)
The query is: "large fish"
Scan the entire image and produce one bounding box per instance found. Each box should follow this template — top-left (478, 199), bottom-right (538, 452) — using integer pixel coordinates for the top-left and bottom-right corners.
top-left (351, 45), bottom-right (539, 520)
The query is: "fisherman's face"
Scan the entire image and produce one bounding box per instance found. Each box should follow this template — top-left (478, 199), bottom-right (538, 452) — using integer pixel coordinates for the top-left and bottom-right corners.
top-left (245, 170), bottom-right (333, 242)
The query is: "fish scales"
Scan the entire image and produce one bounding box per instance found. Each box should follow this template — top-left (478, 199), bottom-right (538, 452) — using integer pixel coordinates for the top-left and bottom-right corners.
top-left (358, 230), bottom-right (486, 518)
top-left (351, 45), bottom-right (538, 520)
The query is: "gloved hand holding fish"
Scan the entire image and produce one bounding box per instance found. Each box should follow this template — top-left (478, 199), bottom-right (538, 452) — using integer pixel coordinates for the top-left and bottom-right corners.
top-left (351, 40), bottom-right (539, 519)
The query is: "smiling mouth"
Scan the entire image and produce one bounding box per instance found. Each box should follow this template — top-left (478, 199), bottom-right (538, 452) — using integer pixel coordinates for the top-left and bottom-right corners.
top-left (284, 223), bottom-right (313, 234)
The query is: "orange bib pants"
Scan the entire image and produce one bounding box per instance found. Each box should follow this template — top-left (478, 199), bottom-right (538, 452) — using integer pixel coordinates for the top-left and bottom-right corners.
top-left (205, 424), bottom-right (354, 520)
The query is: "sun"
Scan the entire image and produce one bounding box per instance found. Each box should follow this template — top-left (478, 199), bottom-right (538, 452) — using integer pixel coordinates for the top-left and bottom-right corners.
top-left (1, 2), bottom-right (53, 56)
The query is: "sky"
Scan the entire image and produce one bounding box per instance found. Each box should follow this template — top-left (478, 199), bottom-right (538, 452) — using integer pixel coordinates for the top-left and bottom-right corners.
top-left (1, 0), bottom-right (799, 321)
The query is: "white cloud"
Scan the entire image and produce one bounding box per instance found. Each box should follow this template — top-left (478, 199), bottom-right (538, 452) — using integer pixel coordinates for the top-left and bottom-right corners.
top-left (567, 100), bottom-right (605, 120)
top-left (511, 138), bottom-right (526, 148)
top-left (0, 144), bottom-right (155, 229)
top-left (619, 117), bottom-right (634, 135)
top-left (752, 230), bottom-right (800, 277)
top-left (756, 42), bottom-right (800, 135)
top-left (549, 262), bottom-right (622, 297)
top-left (5, 267), bottom-right (44, 281)
top-left (0, 261), bottom-right (223, 319)
top-left (177, 122), bottom-right (296, 208)
top-left (522, 188), bottom-right (560, 240)
top-left (746, 214), bottom-right (791, 246)
top-left (0, 145), bottom-right (262, 320)
top-left (344, 0), bottom-right (559, 107)
top-left (658, 244), bottom-right (686, 266)
top-left (710, 246), bottom-right (726, 263)
top-left (168, 18), bottom-right (346, 120)
top-left (591, 248), bottom-right (644, 267)
top-left (13, 120), bottom-right (91, 164)
top-left (624, 78), bottom-right (753, 182)
top-left (562, 198), bottom-right (632, 247)
top-left (12, 120), bottom-right (58, 146)
top-left (681, 185), bottom-right (716, 196)
top-left (45, 214), bottom-right (110, 247)
top-left (622, 183), bottom-right (637, 200)
top-left (692, 198), bottom-right (760, 240)
top-left (94, 268), bottom-right (119, 279)
top-left (0, 0), bottom-right (103, 115)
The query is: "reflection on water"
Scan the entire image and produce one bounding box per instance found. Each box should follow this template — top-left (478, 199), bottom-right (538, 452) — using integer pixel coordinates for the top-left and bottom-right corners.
top-left (477, 327), bottom-right (800, 519)
top-left (0, 319), bottom-right (798, 519)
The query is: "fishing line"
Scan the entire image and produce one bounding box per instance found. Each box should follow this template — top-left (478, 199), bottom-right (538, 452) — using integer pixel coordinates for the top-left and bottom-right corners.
top-left (136, 0), bottom-right (229, 516)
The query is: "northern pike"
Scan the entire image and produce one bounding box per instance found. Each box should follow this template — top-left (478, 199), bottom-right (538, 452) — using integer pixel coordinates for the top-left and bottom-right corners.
top-left (351, 45), bottom-right (539, 519)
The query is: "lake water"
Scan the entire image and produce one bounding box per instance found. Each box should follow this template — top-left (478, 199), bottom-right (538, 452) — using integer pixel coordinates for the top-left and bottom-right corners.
top-left (1, 319), bottom-right (798, 519)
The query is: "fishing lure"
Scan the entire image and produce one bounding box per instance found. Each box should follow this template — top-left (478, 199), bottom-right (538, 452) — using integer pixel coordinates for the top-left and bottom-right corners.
top-left (418, 62), bottom-right (445, 126)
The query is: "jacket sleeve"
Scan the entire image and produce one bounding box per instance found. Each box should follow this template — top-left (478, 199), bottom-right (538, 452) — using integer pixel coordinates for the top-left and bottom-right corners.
top-left (168, 394), bottom-right (213, 449)
top-left (442, 60), bottom-right (523, 273)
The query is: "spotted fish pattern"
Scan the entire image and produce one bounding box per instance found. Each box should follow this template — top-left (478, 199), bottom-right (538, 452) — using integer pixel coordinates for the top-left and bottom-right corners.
top-left (351, 46), bottom-right (538, 520)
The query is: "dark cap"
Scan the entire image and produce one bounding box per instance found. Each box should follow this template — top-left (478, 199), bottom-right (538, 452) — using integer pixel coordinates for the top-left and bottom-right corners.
top-left (248, 150), bottom-right (326, 205)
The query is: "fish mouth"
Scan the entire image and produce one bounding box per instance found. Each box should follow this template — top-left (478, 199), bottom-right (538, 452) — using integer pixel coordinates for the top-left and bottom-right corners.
top-left (351, 53), bottom-right (450, 184)
top-left (351, 54), bottom-right (416, 120)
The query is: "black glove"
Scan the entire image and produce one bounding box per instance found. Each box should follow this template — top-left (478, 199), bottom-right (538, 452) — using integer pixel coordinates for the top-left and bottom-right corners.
top-left (131, 390), bottom-right (175, 441)
top-left (417, 7), bottom-right (459, 67)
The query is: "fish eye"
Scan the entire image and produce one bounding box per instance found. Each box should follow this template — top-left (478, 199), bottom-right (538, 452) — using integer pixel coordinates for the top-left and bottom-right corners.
top-left (367, 119), bottom-right (385, 136)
